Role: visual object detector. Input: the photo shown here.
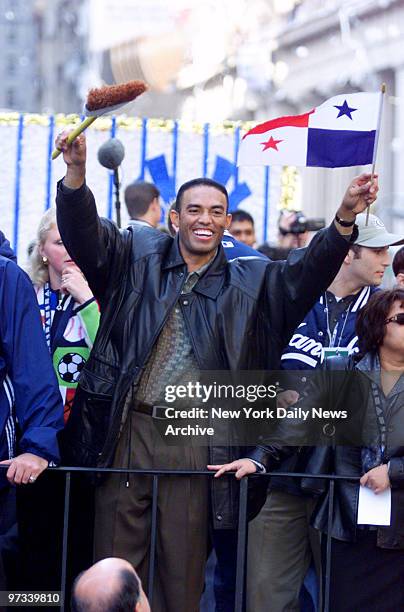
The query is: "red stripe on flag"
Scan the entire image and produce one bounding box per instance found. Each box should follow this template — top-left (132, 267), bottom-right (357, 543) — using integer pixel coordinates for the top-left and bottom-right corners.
top-left (243, 109), bottom-right (314, 139)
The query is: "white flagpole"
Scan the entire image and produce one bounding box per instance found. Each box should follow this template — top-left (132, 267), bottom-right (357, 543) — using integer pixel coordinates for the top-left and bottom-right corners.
top-left (366, 83), bottom-right (386, 226)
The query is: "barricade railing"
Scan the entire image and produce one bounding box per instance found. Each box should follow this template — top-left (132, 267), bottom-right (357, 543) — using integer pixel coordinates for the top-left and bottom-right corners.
top-left (1, 465), bottom-right (360, 612)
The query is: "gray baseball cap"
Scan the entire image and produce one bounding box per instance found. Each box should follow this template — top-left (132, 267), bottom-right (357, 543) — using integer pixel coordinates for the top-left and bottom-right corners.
top-left (354, 213), bottom-right (404, 248)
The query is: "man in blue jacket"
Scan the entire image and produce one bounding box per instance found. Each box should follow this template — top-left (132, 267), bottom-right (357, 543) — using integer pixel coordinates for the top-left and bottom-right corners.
top-left (0, 242), bottom-right (63, 589)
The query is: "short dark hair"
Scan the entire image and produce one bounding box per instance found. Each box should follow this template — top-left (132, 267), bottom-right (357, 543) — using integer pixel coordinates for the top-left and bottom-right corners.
top-left (230, 210), bottom-right (254, 226)
top-left (166, 201), bottom-right (176, 236)
top-left (356, 288), bottom-right (404, 354)
top-left (124, 181), bottom-right (160, 219)
top-left (174, 178), bottom-right (229, 212)
top-left (71, 568), bottom-right (140, 612)
top-left (392, 246), bottom-right (404, 276)
top-left (349, 243), bottom-right (362, 259)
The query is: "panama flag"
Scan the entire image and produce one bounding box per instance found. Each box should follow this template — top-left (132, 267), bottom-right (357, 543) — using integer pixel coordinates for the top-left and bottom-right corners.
top-left (238, 92), bottom-right (381, 168)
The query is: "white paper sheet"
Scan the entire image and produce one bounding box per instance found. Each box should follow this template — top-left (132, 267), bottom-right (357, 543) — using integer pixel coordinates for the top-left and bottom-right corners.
top-left (357, 485), bottom-right (391, 526)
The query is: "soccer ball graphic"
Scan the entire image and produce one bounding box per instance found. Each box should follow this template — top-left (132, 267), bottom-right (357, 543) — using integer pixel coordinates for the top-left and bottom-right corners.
top-left (57, 352), bottom-right (86, 383)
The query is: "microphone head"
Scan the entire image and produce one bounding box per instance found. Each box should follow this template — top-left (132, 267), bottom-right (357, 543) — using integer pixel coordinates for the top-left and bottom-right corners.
top-left (97, 138), bottom-right (125, 170)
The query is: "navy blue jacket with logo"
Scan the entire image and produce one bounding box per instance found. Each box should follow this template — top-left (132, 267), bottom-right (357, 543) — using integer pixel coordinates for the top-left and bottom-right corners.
top-left (272, 284), bottom-right (379, 495)
top-left (221, 231), bottom-right (268, 262)
top-left (0, 239), bottom-right (63, 488)
top-left (281, 285), bottom-right (379, 370)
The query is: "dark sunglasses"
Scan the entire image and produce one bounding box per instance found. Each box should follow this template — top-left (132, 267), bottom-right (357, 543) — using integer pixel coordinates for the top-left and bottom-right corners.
top-left (385, 313), bottom-right (404, 325)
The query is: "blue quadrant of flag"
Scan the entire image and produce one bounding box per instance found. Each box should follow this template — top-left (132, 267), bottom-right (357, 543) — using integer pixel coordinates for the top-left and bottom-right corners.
top-left (306, 128), bottom-right (376, 167)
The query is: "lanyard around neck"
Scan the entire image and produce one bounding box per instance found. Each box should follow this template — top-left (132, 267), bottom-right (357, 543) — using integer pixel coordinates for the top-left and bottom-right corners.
top-left (43, 282), bottom-right (72, 352)
top-left (324, 292), bottom-right (353, 349)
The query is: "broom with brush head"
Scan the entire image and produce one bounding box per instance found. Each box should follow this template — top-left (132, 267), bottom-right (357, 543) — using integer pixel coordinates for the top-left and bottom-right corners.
top-left (51, 80), bottom-right (148, 160)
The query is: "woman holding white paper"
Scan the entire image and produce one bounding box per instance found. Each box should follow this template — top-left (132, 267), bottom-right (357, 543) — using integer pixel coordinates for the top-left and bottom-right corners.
top-left (310, 288), bottom-right (404, 611)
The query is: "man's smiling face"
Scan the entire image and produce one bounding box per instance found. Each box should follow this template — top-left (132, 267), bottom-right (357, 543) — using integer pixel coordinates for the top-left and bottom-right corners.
top-left (171, 185), bottom-right (232, 262)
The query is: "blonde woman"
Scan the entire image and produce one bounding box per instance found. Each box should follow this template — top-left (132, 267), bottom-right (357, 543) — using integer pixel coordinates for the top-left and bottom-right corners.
top-left (29, 208), bottom-right (99, 423)
top-left (17, 209), bottom-right (99, 594)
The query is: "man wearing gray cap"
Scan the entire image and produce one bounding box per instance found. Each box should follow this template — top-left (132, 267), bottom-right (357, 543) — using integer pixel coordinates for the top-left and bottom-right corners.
top-left (247, 212), bottom-right (404, 612)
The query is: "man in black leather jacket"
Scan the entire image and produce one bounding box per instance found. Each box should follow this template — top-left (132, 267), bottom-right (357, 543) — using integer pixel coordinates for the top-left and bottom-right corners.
top-left (55, 130), bottom-right (377, 612)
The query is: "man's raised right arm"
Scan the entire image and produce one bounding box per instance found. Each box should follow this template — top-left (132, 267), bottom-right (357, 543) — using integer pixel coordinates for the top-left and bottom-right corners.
top-left (55, 131), bottom-right (125, 299)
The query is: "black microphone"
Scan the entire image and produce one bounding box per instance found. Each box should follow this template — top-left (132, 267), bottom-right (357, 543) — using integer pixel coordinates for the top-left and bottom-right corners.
top-left (98, 139), bottom-right (125, 228)
top-left (97, 138), bottom-right (125, 169)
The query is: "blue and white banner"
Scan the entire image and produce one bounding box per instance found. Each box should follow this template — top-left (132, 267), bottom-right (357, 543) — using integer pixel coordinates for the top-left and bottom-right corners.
top-left (0, 114), bottom-right (282, 263)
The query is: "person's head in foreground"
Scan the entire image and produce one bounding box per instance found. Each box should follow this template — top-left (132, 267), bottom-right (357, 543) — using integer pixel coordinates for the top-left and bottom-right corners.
top-left (71, 558), bottom-right (151, 612)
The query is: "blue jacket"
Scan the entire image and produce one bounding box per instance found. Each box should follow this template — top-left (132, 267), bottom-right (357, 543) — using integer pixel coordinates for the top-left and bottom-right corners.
top-left (0, 255), bottom-right (63, 487)
top-left (221, 231), bottom-right (268, 261)
top-left (281, 286), bottom-right (379, 370)
top-left (272, 285), bottom-right (379, 496)
top-left (0, 231), bottom-right (17, 263)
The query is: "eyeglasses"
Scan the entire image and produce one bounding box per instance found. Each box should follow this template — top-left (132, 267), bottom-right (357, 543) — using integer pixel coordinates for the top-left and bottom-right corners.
top-left (385, 313), bottom-right (404, 325)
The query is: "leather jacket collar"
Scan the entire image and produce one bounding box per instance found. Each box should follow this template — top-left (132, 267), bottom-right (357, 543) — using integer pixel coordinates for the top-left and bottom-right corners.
top-left (162, 234), bottom-right (228, 300)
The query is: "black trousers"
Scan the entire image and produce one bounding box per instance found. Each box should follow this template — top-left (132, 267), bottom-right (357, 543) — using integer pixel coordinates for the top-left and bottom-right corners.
top-left (16, 471), bottom-right (94, 608)
top-left (0, 485), bottom-right (18, 593)
top-left (322, 530), bottom-right (404, 612)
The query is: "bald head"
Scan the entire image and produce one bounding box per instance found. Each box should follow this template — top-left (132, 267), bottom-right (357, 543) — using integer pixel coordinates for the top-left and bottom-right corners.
top-left (72, 558), bottom-right (150, 612)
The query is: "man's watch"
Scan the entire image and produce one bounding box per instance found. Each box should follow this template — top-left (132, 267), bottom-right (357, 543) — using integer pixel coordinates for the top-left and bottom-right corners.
top-left (335, 213), bottom-right (355, 227)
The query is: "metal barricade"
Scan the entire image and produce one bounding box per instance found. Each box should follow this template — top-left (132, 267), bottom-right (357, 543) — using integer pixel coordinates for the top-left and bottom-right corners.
top-left (1, 465), bottom-right (359, 612)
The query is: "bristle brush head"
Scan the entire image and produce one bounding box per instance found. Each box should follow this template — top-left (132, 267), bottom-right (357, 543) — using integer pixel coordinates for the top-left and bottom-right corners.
top-left (86, 80), bottom-right (148, 112)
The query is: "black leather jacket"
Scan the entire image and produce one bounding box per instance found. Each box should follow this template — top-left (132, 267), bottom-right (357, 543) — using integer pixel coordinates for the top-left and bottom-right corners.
top-left (305, 354), bottom-right (404, 549)
top-left (56, 180), bottom-right (353, 528)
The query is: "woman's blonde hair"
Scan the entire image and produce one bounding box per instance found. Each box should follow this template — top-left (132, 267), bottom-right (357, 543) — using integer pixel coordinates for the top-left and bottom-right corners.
top-left (29, 208), bottom-right (57, 286)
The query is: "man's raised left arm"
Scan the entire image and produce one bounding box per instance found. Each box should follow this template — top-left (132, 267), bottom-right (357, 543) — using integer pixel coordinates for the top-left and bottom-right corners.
top-left (276, 172), bottom-right (378, 346)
